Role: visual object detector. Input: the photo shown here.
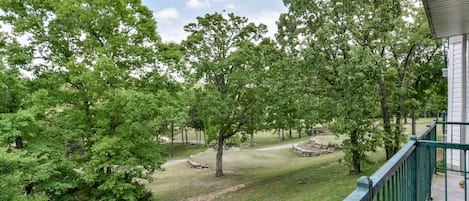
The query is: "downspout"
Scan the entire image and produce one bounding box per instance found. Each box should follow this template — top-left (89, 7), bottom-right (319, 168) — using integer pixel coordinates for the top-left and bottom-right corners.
top-left (462, 34), bottom-right (467, 171)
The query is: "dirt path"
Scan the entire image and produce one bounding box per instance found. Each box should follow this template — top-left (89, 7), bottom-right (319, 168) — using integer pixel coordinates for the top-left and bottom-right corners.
top-left (256, 143), bottom-right (295, 151)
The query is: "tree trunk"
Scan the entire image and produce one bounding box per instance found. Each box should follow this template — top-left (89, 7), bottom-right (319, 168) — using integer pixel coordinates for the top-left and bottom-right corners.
top-left (412, 107), bottom-right (417, 135)
top-left (25, 183), bottom-right (34, 195)
top-left (203, 129), bottom-right (207, 147)
top-left (281, 129), bottom-right (285, 141)
top-left (289, 126), bottom-right (292, 139)
top-left (353, 161), bottom-right (361, 174)
top-left (181, 128), bottom-right (189, 150)
top-left (250, 131), bottom-right (254, 147)
top-left (215, 131), bottom-right (225, 177)
top-left (351, 130), bottom-right (361, 174)
top-left (196, 129), bottom-right (199, 146)
top-left (181, 128), bottom-right (185, 144)
top-left (15, 137), bottom-right (23, 149)
top-left (379, 80), bottom-right (394, 159)
top-left (199, 129), bottom-right (202, 146)
top-left (277, 129), bottom-right (281, 142)
top-left (170, 122), bottom-right (174, 157)
top-left (394, 115), bottom-right (401, 154)
top-left (404, 113), bottom-right (408, 124)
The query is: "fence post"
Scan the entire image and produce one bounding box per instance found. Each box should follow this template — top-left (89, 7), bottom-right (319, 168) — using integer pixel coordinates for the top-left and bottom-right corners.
top-left (442, 110), bottom-right (447, 142)
top-left (357, 176), bottom-right (373, 201)
top-left (409, 135), bottom-right (418, 200)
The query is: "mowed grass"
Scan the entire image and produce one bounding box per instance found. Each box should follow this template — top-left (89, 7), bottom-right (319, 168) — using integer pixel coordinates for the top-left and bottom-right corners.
top-left (149, 149), bottom-right (386, 201)
top-left (148, 118), bottom-right (436, 201)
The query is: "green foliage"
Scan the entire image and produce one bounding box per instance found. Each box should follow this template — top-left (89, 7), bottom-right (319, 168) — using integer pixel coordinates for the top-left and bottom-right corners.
top-left (278, 0), bottom-right (444, 172)
top-left (183, 12), bottom-right (268, 176)
top-left (0, 0), bottom-right (447, 198)
top-left (0, 0), bottom-right (173, 200)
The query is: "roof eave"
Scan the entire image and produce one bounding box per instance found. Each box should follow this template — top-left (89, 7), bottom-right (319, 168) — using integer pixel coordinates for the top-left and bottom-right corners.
top-left (422, 0), bottom-right (439, 39)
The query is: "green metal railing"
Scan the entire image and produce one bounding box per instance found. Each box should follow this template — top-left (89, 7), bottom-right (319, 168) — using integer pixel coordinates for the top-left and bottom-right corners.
top-left (345, 118), bottom-right (469, 201)
top-left (433, 121), bottom-right (469, 201)
top-left (344, 122), bottom-right (437, 201)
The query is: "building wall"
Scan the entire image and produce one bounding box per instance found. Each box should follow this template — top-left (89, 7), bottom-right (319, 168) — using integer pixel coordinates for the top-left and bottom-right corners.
top-left (447, 35), bottom-right (467, 170)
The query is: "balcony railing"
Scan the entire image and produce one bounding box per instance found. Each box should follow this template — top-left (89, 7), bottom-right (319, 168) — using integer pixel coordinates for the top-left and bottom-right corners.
top-left (344, 122), bottom-right (436, 201)
top-left (345, 118), bottom-right (469, 201)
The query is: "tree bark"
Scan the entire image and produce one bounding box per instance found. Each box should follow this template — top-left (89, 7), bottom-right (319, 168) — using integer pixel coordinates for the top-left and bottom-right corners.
top-left (170, 122), bottom-right (174, 157)
top-left (15, 137), bottom-right (23, 149)
top-left (351, 130), bottom-right (361, 174)
top-left (281, 129), bottom-right (285, 141)
top-left (25, 183), bottom-right (34, 195)
top-left (181, 128), bottom-right (185, 144)
top-left (394, 114), bottom-right (401, 154)
top-left (185, 128), bottom-right (188, 145)
top-left (379, 79), bottom-right (394, 159)
top-left (196, 129), bottom-right (199, 146)
top-left (250, 131), bottom-right (254, 147)
top-left (156, 132), bottom-right (160, 144)
top-left (277, 129), bottom-right (281, 142)
top-left (203, 129), bottom-right (207, 147)
top-left (215, 131), bottom-right (225, 177)
top-left (289, 126), bottom-right (292, 139)
top-left (412, 107), bottom-right (416, 135)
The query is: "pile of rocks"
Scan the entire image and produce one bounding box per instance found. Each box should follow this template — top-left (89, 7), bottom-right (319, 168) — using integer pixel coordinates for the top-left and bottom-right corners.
top-left (292, 138), bottom-right (335, 157)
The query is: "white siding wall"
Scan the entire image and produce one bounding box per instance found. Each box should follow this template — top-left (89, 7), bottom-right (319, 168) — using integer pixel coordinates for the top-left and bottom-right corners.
top-left (447, 36), bottom-right (463, 168)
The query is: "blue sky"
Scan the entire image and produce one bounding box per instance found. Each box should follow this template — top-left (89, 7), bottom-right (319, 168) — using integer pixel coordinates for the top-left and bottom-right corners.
top-left (141, 0), bottom-right (288, 42)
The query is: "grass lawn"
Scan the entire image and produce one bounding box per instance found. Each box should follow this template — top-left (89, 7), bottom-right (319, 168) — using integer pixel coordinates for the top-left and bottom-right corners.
top-left (148, 118), bottom-right (437, 201)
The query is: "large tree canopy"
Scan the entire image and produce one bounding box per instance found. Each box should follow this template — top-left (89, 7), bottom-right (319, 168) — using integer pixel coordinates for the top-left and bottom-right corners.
top-left (183, 12), bottom-right (267, 177)
top-left (0, 0), bottom-right (173, 200)
top-left (278, 0), bottom-right (444, 172)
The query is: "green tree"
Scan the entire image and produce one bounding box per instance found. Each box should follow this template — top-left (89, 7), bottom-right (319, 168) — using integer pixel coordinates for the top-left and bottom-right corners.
top-left (279, 1), bottom-right (444, 171)
top-left (183, 13), bottom-right (267, 176)
top-left (1, 0), bottom-right (171, 199)
top-left (278, 0), bottom-right (389, 172)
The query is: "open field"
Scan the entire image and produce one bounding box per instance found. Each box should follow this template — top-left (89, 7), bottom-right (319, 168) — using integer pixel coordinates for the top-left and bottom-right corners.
top-left (149, 118), bottom-right (437, 201)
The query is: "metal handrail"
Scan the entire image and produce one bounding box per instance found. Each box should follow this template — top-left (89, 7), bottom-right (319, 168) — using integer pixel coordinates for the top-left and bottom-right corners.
top-left (344, 122), bottom-right (436, 201)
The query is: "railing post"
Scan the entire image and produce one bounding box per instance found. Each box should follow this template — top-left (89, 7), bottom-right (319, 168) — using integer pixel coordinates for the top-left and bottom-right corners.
top-left (357, 176), bottom-right (373, 201)
top-left (343, 176), bottom-right (373, 201)
top-left (442, 110), bottom-right (447, 142)
top-left (410, 135), bottom-right (418, 200)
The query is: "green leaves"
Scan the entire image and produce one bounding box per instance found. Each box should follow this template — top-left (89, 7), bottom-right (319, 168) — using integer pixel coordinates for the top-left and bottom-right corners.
top-left (183, 12), bottom-right (268, 176)
top-left (0, 110), bottom-right (39, 147)
top-left (0, 0), bottom-right (169, 199)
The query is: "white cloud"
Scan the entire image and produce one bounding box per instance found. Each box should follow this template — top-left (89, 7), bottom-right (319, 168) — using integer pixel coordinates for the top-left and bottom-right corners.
top-left (224, 3), bottom-right (239, 10)
top-left (157, 18), bottom-right (193, 43)
top-left (248, 11), bottom-right (282, 39)
top-left (159, 28), bottom-right (189, 43)
top-left (186, 0), bottom-right (209, 9)
top-left (155, 7), bottom-right (180, 24)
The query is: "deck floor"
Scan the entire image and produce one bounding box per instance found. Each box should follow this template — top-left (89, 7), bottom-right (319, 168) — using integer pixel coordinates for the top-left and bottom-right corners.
top-left (432, 173), bottom-right (468, 201)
